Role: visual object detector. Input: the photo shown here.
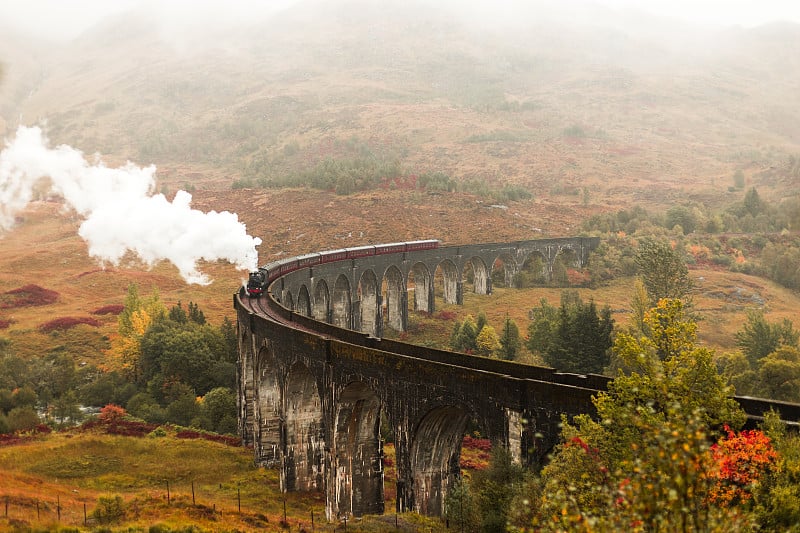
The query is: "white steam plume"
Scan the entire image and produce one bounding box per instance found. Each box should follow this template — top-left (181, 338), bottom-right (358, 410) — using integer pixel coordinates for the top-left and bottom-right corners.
top-left (0, 125), bottom-right (261, 285)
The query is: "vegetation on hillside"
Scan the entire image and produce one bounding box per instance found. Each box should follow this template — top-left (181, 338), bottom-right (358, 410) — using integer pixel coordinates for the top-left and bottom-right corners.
top-left (584, 188), bottom-right (800, 291)
top-left (446, 300), bottom-right (800, 532)
top-left (0, 284), bottom-right (239, 436)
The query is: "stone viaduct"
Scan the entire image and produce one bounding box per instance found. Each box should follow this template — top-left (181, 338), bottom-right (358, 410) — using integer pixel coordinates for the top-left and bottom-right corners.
top-left (234, 237), bottom-right (800, 521)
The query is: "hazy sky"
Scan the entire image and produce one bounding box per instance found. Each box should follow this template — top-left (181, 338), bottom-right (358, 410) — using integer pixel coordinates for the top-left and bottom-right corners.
top-left (1, 0), bottom-right (799, 41)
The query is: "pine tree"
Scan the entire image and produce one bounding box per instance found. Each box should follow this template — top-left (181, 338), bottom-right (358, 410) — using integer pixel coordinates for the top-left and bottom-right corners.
top-left (498, 316), bottom-right (521, 361)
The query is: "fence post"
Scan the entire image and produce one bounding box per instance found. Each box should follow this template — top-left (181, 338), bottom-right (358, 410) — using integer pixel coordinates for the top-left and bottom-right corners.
top-left (56, 495), bottom-right (61, 522)
top-left (237, 488), bottom-right (241, 513)
top-left (167, 481), bottom-right (170, 505)
top-left (84, 502), bottom-right (87, 526)
top-left (192, 481), bottom-right (195, 505)
top-left (4, 495), bottom-right (8, 517)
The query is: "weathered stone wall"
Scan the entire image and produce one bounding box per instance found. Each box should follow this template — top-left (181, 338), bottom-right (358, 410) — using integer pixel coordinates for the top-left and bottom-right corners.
top-left (235, 237), bottom-right (800, 521)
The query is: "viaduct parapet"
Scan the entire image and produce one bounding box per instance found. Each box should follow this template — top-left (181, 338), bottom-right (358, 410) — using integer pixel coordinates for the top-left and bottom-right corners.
top-left (234, 237), bottom-right (800, 521)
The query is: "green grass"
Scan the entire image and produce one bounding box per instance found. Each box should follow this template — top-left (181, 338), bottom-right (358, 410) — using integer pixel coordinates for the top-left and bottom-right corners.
top-left (0, 430), bottom-right (450, 532)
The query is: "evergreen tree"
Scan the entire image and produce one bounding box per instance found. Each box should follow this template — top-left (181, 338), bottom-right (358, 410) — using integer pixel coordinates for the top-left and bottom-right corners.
top-left (188, 302), bottom-right (206, 325)
top-left (526, 298), bottom-right (559, 356)
top-left (451, 315), bottom-right (479, 353)
top-left (735, 310), bottom-right (798, 367)
top-left (530, 291), bottom-right (613, 374)
top-left (498, 316), bottom-right (521, 361)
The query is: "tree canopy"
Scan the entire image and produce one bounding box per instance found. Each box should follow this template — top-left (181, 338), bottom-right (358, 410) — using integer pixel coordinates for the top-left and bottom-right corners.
top-left (526, 291), bottom-right (613, 374)
top-left (635, 238), bottom-right (693, 305)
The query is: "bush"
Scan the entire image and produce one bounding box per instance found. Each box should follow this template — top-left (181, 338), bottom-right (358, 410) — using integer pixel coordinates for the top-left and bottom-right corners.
top-left (92, 495), bottom-right (125, 524)
top-left (0, 284), bottom-right (59, 308)
top-left (6, 406), bottom-right (40, 432)
top-left (38, 316), bottom-right (102, 333)
top-left (91, 304), bottom-right (125, 315)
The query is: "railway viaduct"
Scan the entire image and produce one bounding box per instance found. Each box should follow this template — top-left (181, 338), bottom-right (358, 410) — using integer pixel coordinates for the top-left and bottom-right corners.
top-left (234, 237), bottom-right (800, 520)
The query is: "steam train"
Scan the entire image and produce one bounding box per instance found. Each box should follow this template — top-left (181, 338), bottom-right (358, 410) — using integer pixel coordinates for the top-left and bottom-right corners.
top-left (246, 239), bottom-right (440, 297)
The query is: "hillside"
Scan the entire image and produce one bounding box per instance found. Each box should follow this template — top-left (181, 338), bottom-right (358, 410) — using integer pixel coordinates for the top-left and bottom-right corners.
top-left (2, 1), bottom-right (799, 206)
top-left (0, 419), bottom-right (450, 532)
top-left (0, 0), bottom-right (798, 352)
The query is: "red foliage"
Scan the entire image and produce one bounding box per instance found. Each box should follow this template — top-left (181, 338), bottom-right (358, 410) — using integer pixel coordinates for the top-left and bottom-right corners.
top-left (459, 457), bottom-right (487, 470)
top-left (462, 435), bottom-right (492, 452)
top-left (91, 304), bottom-right (125, 315)
top-left (709, 425), bottom-right (779, 506)
top-left (435, 310), bottom-right (458, 321)
top-left (81, 416), bottom-right (158, 438)
top-left (38, 316), bottom-right (102, 333)
top-left (0, 318), bottom-right (12, 329)
top-left (566, 268), bottom-right (591, 286)
top-left (175, 429), bottom-right (241, 447)
top-left (99, 404), bottom-right (127, 422)
top-left (0, 284), bottom-right (59, 309)
top-left (0, 424), bottom-right (52, 447)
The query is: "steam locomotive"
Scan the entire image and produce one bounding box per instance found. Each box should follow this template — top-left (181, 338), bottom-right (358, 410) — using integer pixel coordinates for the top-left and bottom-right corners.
top-left (246, 239), bottom-right (440, 297)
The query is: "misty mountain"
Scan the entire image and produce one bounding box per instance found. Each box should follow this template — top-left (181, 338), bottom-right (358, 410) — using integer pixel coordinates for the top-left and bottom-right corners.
top-left (0, 0), bottom-right (798, 204)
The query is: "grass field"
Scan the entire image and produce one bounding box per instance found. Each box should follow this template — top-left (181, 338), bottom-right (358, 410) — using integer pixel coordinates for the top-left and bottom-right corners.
top-left (0, 425), bottom-right (453, 532)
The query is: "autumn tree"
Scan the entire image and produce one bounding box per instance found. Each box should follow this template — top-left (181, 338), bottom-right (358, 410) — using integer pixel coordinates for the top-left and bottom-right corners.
top-left (635, 238), bottom-right (692, 305)
top-left (752, 412), bottom-right (800, 528)
top-left (108, 284), bottom-right (165, 379)
top-left (476, 325), bottom-right (501, 357)
top-left (528, 299), bottom-right (748, 530)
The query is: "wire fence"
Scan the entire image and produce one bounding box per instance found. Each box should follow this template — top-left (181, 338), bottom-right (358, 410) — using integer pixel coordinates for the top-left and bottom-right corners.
top-left (0, 482), bottom-right (330, 531)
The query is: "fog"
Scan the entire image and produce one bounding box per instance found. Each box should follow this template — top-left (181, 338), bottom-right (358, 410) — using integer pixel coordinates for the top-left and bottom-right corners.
top-left (1, 0), bottom-right (799, 43)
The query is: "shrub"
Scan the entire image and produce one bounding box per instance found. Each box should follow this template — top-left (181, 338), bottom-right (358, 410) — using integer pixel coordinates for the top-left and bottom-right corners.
top-left (92, 495), bottom-right (125, 524)
top-left (98, 404), bottom-right (127, 423)
top-left (0, 284), bottom-right (59, 308)
top-left (6, 406), bottom-right (40, 432)
top-left (91, 304), bottom-right (125, 315)
top-left (38, 316), bottom-right (101, 333)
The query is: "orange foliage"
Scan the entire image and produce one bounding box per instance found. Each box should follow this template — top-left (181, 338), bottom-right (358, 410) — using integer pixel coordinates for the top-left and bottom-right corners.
top-left (709, 425), bottom-right (778, 506)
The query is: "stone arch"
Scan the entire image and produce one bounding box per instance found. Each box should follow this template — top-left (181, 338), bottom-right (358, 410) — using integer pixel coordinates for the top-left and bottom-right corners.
top-left (408, 262), bottom-right (433, 314)
top-left (330, 381), bottom-right (383, 518)
top-left (552, 246), bottom-right (580, 285)
top-left (297, 285), bottom-right (311, 317)
top-left (410, 405), bottom-right (472, 516)
top-left (357, 270), bottom-right (379, 336)
top-left (462, 256), bottom-right (490, 295)
top-left (332, 274), bottom-right (352, 329)
top-left (518, 251), bottom-right (548, 287)
top-left (282, 290), bottom-right (295, 311)
top-left (238, 333), bottom-right (255, 446)
top-left (312, 279), bottom-right (330, 322)
top-left (434, 259), bottom-right (459, 306)
top-left (382, 265), bottom-right (406, 332)
top-left (491, 253), bottom-right (517, 288)
top-left (284, 362), bottom-right (324, 492)
top-left (254, 345), bottom-right (281, 467)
